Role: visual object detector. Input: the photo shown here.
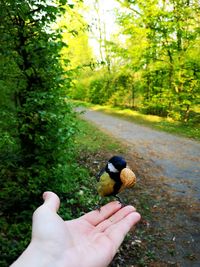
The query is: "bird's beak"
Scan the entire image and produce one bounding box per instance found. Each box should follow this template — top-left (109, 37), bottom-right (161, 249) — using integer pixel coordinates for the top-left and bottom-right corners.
top-left (95, 167), bottom-right (105, 181)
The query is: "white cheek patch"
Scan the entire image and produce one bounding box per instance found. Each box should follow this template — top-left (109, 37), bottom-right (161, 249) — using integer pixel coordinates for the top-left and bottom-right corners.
top-left (108, 162), bottom-right (119, 173)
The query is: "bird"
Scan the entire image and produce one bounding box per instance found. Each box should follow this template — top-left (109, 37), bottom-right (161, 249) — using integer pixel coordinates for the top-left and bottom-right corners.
top-left (96, 155), bottom-right (136, 205)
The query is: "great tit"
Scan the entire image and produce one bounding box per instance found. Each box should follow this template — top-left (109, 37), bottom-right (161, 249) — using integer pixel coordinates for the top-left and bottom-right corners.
top-left (96, 156), bottom-right (136, 204)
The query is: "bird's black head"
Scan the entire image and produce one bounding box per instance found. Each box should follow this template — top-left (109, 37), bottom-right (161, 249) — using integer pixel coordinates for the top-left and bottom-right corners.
top-left (106, 156), bottom-right (127, 174)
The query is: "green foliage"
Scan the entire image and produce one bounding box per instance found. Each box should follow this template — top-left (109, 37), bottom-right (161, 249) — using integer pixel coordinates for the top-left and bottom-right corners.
top-left (72, 0), bottom-right (200, 123)
top-left (1, 0), bottom-right (200, 264)
top-left (88, 75), bottom-right (109, 104)
top-left (81, 70), bottom-right (138, 108)
top-left (0, 0), bottom-right (88, 266)
top-left (0, 0), bottom-right (76, 198)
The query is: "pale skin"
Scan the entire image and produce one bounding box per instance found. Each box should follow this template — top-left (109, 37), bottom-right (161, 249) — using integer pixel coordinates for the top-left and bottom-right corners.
top-left (11, 191), bottom-right (141, 267)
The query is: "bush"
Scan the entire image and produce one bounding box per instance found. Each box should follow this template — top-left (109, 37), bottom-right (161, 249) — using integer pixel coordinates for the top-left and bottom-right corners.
top-left (0, 1), bottom-right (85, 265)
top-left (141, 102), bottom-right (169, 117)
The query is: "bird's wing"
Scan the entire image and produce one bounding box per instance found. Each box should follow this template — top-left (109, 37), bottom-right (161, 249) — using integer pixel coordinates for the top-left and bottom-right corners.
top-left (97, 172), bottom-right (115, 197)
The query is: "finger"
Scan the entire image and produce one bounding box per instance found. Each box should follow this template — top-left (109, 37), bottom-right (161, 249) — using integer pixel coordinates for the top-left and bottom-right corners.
top-left (95, 205), bottom-right (136, 232)
top-left (82, 201), bottom-right (122, 226)
top-left (42, 191), bottom-right (60, 212)
top-left (105, 211), bottom-right (141, 249)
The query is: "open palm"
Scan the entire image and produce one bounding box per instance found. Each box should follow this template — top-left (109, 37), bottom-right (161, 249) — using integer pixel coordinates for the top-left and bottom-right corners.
top-left (30, 192), bottom-right (141, 267)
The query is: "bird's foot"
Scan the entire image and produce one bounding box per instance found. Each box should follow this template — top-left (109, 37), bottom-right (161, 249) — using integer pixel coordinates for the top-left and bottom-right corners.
top-left (95, 204), bottom-right (101, 212)
top-left (94, 198), bottom-right (105, 211)
top-left (115, 195), bottom-right (126, 207)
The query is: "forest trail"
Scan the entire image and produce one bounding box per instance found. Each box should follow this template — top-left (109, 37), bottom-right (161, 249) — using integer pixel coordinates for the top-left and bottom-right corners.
top-left (77, 107), bottom-right (200, 267)
top-left (78, 107), bottom-right (200, 201)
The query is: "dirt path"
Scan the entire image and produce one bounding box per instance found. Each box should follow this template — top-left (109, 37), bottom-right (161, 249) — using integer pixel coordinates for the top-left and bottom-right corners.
top-left (79, 108), bottom-right (200, 200)
top-left (78, 107), bottom-right (200, 267)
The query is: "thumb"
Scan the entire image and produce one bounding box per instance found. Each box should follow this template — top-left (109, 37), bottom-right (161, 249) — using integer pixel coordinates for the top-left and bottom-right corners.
top-left (42, 191), bottom-right (60, 212)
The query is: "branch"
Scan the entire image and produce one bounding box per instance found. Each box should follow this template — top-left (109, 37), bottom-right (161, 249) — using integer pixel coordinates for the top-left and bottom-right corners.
top-left (116, 0), bottom-right (141, 16)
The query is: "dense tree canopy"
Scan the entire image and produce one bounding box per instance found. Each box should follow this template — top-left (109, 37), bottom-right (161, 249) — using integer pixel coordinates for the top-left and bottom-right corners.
top-left (71, 0), bottom-right (200, 122)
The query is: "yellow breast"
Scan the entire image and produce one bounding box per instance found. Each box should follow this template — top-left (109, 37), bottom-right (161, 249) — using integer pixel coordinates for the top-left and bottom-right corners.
top-left (97, 172), bottom-right (115, 197)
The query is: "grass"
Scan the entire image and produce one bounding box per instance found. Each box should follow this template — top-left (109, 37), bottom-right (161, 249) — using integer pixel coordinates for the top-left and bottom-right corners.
top-left (73, 100), bottom-right (200, 141)
top-left (74, 117), bottom-right (125, 154)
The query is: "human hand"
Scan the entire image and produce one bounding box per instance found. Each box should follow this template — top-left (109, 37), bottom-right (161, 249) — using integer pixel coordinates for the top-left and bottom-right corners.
top-left (11, 191), bottom-right (141, 267)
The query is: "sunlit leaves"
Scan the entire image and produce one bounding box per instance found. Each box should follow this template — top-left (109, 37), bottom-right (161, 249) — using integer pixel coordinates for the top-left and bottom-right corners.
top-left (0, 0), bottom-right (80, 259)
top-left (69, 0), bottom-right (200, 122)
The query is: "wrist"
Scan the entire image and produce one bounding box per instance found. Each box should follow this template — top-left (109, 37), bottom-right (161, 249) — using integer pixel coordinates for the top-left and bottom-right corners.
top-left (10, 241), bottom-right (62, 267)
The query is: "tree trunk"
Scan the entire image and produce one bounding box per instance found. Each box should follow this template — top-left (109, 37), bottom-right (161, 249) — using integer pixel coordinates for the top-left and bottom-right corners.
top-left (183, 104), bottom-right (190, 122)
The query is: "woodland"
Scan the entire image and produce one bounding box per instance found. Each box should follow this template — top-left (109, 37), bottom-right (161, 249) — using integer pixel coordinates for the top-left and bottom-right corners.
top-left (0, 0), bottom-right (200, 266)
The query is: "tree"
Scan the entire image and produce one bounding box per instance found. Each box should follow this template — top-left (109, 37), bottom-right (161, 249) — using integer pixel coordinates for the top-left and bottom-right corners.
top-left (114, 0), bottom-right (200, 120)
top-left (0, 1), bottom-right (78, 265)
top-left (57, 1), bottom-right (95, 100)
